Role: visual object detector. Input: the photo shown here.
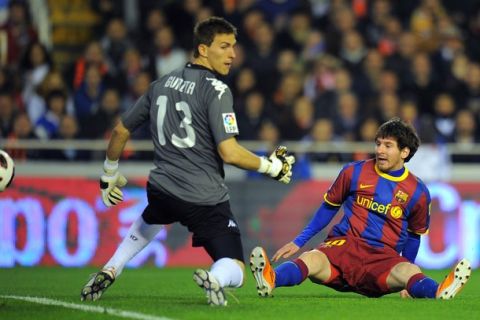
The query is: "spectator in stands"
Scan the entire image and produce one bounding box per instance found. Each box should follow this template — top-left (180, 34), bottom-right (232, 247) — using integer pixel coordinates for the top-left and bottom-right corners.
top-left (363, 0), bottom-right (393, 47)
top-left (20, 41), bottom-right (52, 110)
top-left (66, 41), bottom-right (111, 90)
top-left (355, 49), bottom-right (385, 105)
top-left (84, 88), bottom-right (121, 139)
top-left (432, 20), bottom-right (465, 81)
top-left (239, 8), bottom-right (266, 50)
top-left (339, 30), bottom-right (367, 74)
top-left (432, 93), bottom-right (457, 143)
top-left (73, 65), bottom-right (105, 124)
top-left (147, 26), bottom-right (188, 79)
top-left (451, 109), bottom-right (479, 163)
top-left (386, 32), bottom-right (418, 86)
top-left (91, 0), bottom-right (123, 34)
top-left (271, 71), bottom-right (304, 137)
top-left (43, 115), bottom-right (86, 161)
top-left (444, 53), bottom-right (470, 105)
top-left (233, 67), bottom-right (257, 107)
top-left (117, 48), bottom-right (148, 95)
top-left (465, 4), bottom-right (480, 59)
top-left (399, 99), bottom-right (435, 141)
top-left (464, 63), bottom-right (480, 119)
top-left (275, 9), bottom-right (313, 53)
top-left (378, 69), bottom-right (400, 95)
top-left (313, 66), bottom-right (351, 119)
top-left (332, 91), bottom-right (359, 142)
top-left (258, 120), bottom-right (280, 147)
top-left (353, 117), bottom-right (379, 160)
top-left (375, 92), bottom-right (400, 123)
top-left (324, 6), bottom-right (357, 56)
top-left (135, 8), bottom-right (167, 55)
top-left (376, 16), bottom-right (403, 57)
top-left (304, 55), bottom-right (340, 102)
top-left (276, 49), bottom-right (301, 78)
top-left (25, 70), bottom-right (73, 125)
top-left (6, 112), bottom-right (39, 160)
top-left (34, 89), bottom-right (67, 140)
top-left (237, 90), bottom-right (269, 141)
top-left (100, 18), bottom-right (134, 78)
top-left (404, 53), bottom-right (440, 116)
top-left (282, 96), bottom-right (315, 141)
top-left (122, 71), bottom-right (151, 112)
top-left (245, 21), bottom-right (278, 95)
top-left (300, 29), bottom-right (326, 63)
top-left (0, 0), bottom-right (37, 67)
top-left (410, 0), bottom-right (447, 53)
top-left (0, 90), bottom-right (16, 137)
top-left (305, 118), bottom-right (343, 163)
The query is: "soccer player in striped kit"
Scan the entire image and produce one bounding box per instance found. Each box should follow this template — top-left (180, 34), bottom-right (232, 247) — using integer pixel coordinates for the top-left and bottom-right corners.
top-left (251, 118), bottom-right (471, 299)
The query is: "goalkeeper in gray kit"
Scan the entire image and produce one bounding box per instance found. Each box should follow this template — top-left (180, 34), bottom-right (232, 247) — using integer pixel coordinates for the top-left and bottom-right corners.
top-left (80, 16), bottom-right (295, 306)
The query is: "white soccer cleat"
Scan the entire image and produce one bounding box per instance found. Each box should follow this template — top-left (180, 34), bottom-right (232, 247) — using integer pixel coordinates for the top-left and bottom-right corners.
top-left (436, 259), bottom-right (471, 299)
top-left (80, 267), bottom-right (116, 301)
top-left (193, 269), bottom-right (227, 306)
top-left (250, 246), bottom-right (276, 297)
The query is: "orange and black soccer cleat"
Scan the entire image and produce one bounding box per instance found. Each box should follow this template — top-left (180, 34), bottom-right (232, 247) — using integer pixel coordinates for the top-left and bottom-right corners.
top-left (250, 246), bottom-right (276, 297)
top-left (436, 258), bottom-right (471, 299)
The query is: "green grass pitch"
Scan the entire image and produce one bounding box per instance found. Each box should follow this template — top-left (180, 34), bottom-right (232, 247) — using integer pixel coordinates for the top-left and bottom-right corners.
top-left (0, 266), bottom-right (478, 320)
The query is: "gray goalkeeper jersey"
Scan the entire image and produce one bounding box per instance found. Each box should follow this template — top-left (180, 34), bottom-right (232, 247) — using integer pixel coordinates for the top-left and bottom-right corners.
top-left (121, 63), bottom-right (239, 205)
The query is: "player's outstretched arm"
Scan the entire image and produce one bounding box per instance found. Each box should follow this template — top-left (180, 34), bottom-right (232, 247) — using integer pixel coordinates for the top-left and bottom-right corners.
top-left (218, 138), bottom-right (295, 184)
top-left (272, 242), bottom-right (300, 262)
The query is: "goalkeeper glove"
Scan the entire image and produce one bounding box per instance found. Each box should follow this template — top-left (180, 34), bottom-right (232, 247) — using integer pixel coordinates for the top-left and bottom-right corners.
top-left (258, 146), bottom-right (295, 184)
top-left (100, 158), bottom-right (128, 207)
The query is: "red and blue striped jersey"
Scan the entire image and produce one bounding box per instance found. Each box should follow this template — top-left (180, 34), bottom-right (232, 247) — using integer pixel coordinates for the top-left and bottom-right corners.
top-left (324, 159), bottom-right (431, 253)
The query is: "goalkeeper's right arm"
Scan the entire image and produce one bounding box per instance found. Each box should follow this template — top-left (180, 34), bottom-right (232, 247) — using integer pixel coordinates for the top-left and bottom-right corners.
top-left (217, 137), bottom-right (295, 184)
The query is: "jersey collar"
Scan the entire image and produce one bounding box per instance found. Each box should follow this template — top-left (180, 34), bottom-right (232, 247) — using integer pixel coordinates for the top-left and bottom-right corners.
top-left (186, 63), bottom-right (219, 77)
top-left (374, 163), bottom-right (409, 182)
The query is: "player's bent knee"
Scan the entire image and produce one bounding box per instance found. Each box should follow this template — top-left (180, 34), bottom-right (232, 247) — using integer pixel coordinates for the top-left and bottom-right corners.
top-left (388, 262), bottom-right (422, 288)
top-left (299, 250), bottom-right (331, 281)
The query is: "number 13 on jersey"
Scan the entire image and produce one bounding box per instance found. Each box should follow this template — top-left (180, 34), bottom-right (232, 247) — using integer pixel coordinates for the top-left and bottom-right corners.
top-left (156, 95), bottom-right (196, 148)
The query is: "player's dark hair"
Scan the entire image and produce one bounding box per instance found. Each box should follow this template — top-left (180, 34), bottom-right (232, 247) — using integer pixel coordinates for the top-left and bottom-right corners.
top-left (375, 117), bottom-right (420, 162)
top-left (193, 17), bottom-right (237, 58)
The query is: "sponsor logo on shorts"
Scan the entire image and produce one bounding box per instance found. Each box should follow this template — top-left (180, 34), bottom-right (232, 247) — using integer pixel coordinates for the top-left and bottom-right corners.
top-left (227, 219), bottom-right (238, 228)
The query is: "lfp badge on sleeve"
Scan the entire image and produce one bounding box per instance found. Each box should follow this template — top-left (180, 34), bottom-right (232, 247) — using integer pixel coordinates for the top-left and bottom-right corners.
top-left (222, 113), bottom-right (239, 134)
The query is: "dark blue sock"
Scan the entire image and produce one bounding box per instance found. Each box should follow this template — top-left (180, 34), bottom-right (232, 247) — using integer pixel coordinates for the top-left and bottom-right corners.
top-left (407, 273), bottom-right (439, 298)
top-left (274, 261), bottom-right (305, 287)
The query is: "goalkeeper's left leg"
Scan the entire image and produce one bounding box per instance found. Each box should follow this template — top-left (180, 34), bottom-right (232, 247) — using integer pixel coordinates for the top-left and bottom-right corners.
top-left (80, 216), bottom-right (162, 301)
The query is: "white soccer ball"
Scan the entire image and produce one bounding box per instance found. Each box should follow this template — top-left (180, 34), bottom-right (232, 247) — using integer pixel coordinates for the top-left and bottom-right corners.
top-left (0, 149), bottom-right (15, 191)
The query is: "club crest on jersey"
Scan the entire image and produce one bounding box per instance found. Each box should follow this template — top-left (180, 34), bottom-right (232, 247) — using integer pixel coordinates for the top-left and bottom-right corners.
top-left (395, 190), bottom-right (408, 204)
top-left (206, 77), bottom-right (227, 99)
top-left (222, 113), bottom-right (239, 133)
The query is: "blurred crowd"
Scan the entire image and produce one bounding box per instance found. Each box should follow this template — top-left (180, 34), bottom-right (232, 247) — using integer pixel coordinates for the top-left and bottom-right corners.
top-left (0, 0), bottom-right (479, 164)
